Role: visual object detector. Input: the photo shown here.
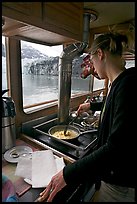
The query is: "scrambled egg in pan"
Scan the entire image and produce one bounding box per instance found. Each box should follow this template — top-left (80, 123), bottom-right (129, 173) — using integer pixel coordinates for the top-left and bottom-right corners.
top-left (52, 130), bottom-right (78, 139)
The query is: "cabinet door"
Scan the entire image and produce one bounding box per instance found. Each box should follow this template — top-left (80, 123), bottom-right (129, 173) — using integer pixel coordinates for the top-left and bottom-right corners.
top-left (42, 2), bottom-right (84, 42)
top-left (2, 2), bottom-right (42, 24)
top-left (2, 2), bottom-right (84, 45)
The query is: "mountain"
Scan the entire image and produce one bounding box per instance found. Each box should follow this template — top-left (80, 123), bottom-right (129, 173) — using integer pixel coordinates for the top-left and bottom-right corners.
top-left (2, 43), bottom-right (85, 77)
top-left (21, 42), bottom-right (48, 59)
top-left (2, 42), bottom-right (48, 59)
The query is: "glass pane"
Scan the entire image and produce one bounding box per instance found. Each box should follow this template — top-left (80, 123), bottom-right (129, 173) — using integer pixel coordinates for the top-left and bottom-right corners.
top-left (93, 59), bottom-right (135, 91)
top-left (71, 54), bottom-right (92, 96)
top-left (93, 78), bottom-right (105, 91)
top-left (21, 42), bottom-right (93, 111)
top-left (21, 40), bottom-right (63, 108)
top-left (125, 60), bottom-right (135, 69)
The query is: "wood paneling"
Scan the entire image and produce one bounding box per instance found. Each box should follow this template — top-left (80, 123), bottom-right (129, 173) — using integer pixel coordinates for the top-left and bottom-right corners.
top-left (2, 2), bottom-right (84, 45)
top-left (42, 2), bottom-right (83, 41)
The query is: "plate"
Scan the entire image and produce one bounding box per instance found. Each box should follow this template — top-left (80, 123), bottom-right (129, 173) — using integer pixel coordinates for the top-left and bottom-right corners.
top-left (4, 146), bottom-right (33, 163)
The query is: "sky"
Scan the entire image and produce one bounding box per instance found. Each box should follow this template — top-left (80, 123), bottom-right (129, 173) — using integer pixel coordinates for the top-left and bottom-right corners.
top-left (2, 36), bottom-right (63, 57)
top-left (25, 41), bottom-right (63, 57)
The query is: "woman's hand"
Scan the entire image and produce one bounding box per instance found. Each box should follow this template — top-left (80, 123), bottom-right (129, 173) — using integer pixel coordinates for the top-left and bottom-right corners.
top-left (38, 169), bottom-right (67, 202)
top-left (77, 102), bottom-right (90, 116)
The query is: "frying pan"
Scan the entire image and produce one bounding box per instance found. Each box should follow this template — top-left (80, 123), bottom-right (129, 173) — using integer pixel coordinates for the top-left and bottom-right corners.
top-left (48, 124), bottom-right (97, 140)
top-left (48, 125), bottom-right (81, 140)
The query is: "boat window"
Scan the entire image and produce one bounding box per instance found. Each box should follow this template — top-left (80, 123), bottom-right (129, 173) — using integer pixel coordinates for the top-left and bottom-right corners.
top-left (93, 78), bottom-right (105, 91)
top-left (71, 53), bottom-right (93, 96)
top-left (21, 41), bottom-right (94, 113)
top-left (2, 36), bottom-right (8, 96)
top-left (21, 40), bottom-right (63, 112)
top-left (93, 59), bottom-right (135, 92)
top-left (125, 60), bottom-right (135, 69)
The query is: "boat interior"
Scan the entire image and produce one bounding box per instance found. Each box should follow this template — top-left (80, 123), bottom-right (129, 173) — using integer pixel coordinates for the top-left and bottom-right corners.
top-left (2, 2), bottom-right (135, 202)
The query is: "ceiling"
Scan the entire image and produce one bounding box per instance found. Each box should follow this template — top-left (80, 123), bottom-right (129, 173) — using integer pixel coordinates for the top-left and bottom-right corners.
top-left (83, 2), bottom-right (135, 29)
top-left (83, 2), bottom-right (135, 57)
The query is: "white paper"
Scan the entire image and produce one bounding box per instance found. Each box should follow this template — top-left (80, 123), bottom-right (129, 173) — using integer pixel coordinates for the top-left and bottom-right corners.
top-left (55, 157), bottom-right (65, 172)
top-left (15, 149), bottom-right (65, 188)
top-left (15, 154), bottom-right (32, 179)
top-left (32, 150), bottom-right (65, 188)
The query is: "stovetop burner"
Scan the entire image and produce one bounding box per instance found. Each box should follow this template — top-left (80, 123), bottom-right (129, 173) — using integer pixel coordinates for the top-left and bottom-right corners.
top-left (32, 118), bottom-right (98, 160)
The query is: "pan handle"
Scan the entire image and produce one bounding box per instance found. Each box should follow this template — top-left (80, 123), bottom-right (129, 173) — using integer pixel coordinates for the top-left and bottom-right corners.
top-left (79, 129), bottom-right (98, 135)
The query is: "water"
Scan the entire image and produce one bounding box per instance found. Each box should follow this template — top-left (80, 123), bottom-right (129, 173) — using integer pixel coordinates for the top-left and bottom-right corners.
top-left (2, 57), bottom-right (92, 105)
top-left (22, 74), bottom-right (91, 106)
top-left (2, 56), bottom-right (111, 107)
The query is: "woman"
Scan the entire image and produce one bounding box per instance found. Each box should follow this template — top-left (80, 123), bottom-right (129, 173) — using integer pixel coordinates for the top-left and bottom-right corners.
top-left (38, 33), bottom-right (136, 202)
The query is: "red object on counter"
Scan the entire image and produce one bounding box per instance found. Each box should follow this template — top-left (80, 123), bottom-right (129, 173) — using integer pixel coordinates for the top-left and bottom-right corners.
top-left (80, 54), bottom-right (100, 79)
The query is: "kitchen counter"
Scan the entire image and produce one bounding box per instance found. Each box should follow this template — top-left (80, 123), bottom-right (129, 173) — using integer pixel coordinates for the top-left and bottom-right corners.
top-left (2, 134), bottom-right (76, 202)
top-left (2, 134), bottom-right (96, 202)
top-left (2, 137), bottom-right (44, 202)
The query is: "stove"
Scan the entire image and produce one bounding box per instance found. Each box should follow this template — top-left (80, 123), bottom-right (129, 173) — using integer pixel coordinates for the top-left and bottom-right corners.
top-left (32, 118), bottom-right (98, 160)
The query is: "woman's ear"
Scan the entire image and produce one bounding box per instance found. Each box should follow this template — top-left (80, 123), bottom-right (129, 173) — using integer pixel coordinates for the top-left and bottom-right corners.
top-left (97, 48), bottom-right (104, 60)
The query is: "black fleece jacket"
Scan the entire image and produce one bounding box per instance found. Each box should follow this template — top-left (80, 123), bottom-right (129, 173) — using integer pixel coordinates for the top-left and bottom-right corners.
top-left (63, 67), bottom-right (136, 188)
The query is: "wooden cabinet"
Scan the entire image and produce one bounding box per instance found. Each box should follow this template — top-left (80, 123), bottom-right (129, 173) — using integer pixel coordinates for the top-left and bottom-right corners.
top-left (2, 2), bottom-right (42, 25)
top-left (2, 2), bottom-right (42, 19)
top-left (2, 2), bottom-right (84, 44)
top-left (42, 2), bottom-right (83, 42)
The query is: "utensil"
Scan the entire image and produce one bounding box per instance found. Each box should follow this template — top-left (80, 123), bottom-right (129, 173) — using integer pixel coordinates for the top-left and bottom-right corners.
top-left (64, 111), bottom-right (78, 135)
top-left (70, 111), bottom-right (78, 118)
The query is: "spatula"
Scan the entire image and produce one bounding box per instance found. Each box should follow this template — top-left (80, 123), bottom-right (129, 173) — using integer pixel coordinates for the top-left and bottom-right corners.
top-left (64, 112), bottom-right (78, 136)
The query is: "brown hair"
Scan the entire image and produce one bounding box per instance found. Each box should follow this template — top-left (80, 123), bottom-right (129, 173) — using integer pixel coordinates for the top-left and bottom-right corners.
top-left (90, 33), bottom-right (128, 56)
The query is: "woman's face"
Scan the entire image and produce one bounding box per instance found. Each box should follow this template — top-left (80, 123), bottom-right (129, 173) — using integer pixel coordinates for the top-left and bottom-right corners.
top-left (90, 49), bottom-right (107, 79)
